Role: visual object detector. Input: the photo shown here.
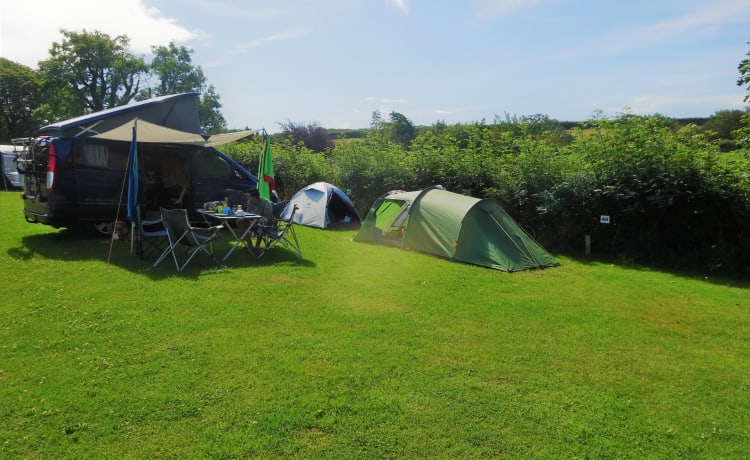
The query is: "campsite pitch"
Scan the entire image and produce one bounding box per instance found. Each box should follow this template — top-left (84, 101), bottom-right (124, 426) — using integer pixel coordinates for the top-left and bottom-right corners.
top-left (0, 191), bottom-right (748, 458)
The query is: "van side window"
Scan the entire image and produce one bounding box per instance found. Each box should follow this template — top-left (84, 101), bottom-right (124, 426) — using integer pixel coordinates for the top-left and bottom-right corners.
top-left (82, 144), bottom-right (109, 168)
top-left (76, 143), bottom-right (128, 170)
top-left (195, 150), bottom-right (230, 178)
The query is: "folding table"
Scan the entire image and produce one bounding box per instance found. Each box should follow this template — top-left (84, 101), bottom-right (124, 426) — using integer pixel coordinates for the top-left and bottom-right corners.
top-left (196, 209), bottom-right (261, 262)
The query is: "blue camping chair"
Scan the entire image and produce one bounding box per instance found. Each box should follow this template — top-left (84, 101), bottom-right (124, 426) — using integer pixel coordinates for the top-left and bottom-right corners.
top-left (135, 205), bottom-right (168, 260)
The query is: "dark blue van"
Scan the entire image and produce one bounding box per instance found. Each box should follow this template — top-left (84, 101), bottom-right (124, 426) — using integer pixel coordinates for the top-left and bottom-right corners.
top-left (19, 93), bottom-right (258, 233)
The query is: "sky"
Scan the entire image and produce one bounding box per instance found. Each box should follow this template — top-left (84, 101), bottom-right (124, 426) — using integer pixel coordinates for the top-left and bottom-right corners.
top-left (1, 0), bottom-right (749, 133)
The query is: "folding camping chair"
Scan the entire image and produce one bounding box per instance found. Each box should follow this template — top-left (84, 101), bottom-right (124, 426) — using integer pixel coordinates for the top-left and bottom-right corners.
top-left (153, 208), bottom-right (224, 271)
top-left (135, 205), bottom-right (168, 260)
top-left (256, 204), bottom-right (302, 259)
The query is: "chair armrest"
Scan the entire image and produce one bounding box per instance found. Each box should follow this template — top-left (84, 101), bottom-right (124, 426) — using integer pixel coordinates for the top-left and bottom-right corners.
top-left (190, 224), bottom-right (223, 233)
top-left (142, 217), bottom-right (162, 226)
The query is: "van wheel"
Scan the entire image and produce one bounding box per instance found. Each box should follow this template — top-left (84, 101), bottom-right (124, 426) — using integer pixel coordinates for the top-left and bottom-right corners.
top-left (93, 221), bottom-right (115, 235)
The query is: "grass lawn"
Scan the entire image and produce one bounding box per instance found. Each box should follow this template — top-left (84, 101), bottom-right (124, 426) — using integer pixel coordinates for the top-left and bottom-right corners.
top-left (0, 191), bottom-right (748, 458)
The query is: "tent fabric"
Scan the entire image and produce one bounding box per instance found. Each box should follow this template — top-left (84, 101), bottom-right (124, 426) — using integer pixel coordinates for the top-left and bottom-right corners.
top-left (37, 93), bottom-right (202, 139)
top-left (354, 188), bottom-right (558, 272)
top-left (92, 119), bottom-right (257, 146)
top-left (281, 182), bottom-right (361, 229)
top-left (204, 130), bottom-right (260, 147)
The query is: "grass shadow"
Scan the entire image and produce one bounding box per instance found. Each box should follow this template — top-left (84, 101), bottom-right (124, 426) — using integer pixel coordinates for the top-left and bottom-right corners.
top-left (559, 249), bottom-right (750, 288)
top-left (12, 229), bottom-right (316, 278)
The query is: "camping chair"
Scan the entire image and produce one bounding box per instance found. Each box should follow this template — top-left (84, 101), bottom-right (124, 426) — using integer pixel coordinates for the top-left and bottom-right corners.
top-left (135, 205), bottom-right (168, 260)
top-left (153, 208), bottom-right (224, 271)
top-left (256, 204), bottom-right (302, 260)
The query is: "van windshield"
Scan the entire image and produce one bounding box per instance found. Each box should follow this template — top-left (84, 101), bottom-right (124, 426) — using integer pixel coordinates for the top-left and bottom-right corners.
top-left (195, 149), bottom-right (232, 178)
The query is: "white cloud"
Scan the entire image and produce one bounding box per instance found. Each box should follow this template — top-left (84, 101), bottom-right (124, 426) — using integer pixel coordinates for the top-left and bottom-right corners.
top-left (385, 0), bottom-right (409, 13)
top-left (472, 0), bottom-right (543, 20)
top-left (0, 0), bottom-right (197, 68)
top-left (228, 28), bottom-right (313, 55)
top-left (605, 1), bottom-right (750, 53)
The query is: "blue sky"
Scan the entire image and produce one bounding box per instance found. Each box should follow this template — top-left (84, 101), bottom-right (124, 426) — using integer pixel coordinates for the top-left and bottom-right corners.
top-left (2, 0), bottom-right (749, 132)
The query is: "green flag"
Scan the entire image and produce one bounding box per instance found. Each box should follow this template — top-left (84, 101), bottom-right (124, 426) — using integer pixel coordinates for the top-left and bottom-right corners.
top-left (258, 132), bottom-right (275, 200)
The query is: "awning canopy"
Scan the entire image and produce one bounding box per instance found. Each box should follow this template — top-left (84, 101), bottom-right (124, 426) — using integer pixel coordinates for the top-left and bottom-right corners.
top-left (91, 119), bottom-right (257, 147)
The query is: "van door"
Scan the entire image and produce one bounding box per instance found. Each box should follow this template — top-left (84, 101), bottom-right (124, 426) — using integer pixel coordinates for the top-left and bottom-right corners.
top-left (71, 140), bottom-right (130, 229)
top-left (191, 148), bottom-right (256, 207)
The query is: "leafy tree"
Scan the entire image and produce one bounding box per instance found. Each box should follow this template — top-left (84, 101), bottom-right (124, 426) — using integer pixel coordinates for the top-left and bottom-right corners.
top-left (278, 120), bottom-right (333, 152)
top-left (366, 110), bottom-right (389, 146)
top-left (735, 45), bottom-right (750, 151)
top-left (738, 45), bottom-right (750, 102)
top-left (197, 86), bottom-right (227, 134)
top-left (702, 109), bottom-right (746, 151)
top-left (147, 42), bottom-right (206, 95)
top-left (0, 58), bottom-right (42, 139)
top-left (388, 111), bottom-right (416, 147)
top-left (145, 42), bottom-right (225, 134)
top-left (37, 29), bottom-right (149, 121)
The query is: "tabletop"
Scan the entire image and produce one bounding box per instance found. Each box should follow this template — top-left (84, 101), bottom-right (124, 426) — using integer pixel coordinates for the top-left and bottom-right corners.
top-left (197, 209), bottom-right (261, 220)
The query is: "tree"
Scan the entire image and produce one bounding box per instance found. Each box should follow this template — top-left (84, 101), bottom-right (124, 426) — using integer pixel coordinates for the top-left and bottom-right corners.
top-left (148, 42), bottom-right (206, 95)
top-left (738, 45), bottom-right (750, 102)
top-left (198, 86), bottom-right (226, 134)
top-left (145, 42), bottom-right (225, 134)
top-left (278, 120), bottom-right (333, 152)
top-left (702, 109), bottom-right (746, 150)
top-left (388, 111), bottom-right (416, 147)
top-left (0, 58), bottom-right (42, 139)
top-left (735, 45), bottom-right (750, 151)
top-left (37, 29), bottom-right (149, 121)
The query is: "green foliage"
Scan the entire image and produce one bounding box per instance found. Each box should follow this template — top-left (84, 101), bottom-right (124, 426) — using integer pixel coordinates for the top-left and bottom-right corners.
top-left (278, 120), bottom-right (334, 152)
top-left (0, 58), bottom-right (42, 140)
top-left (145, 42), bottom-right (226, 134)
top-left (197, 86), bottom-right (226, 135)
top-left (331, 139), bottom-right (413, 212)
top-left (6, 32), bottom-right (225, 135)
top-left (220, 112), bottom-right (750, 274)
top-left (701, 109), bottom-right (747, 151)
top-left (147, 42), bottom-right (206, 96)
top-left (38, 30), bottom-right (149, 120)
top-left (388, 111), bottom-right (417, 147)
top-left (737, 45), bottom-right (750, 102)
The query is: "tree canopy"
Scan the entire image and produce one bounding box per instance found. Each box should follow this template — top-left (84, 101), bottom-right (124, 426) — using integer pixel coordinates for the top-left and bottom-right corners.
top-left (2, 31), bottom-right (226, 137)
top-left (737, 46), bottom-right (750, 103)
top-left (37, 30), bottom-right (149, 120)
top-left (0, 58), bottom-right (42, 139)
top-left (145, 42), bottom-right (226, 134)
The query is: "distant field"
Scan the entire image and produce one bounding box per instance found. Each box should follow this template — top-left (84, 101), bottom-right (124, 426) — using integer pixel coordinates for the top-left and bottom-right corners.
top-left (0, 191), bottom-right (748, 458)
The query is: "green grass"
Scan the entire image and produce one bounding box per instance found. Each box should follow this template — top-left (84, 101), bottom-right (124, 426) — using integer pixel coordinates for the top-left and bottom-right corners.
top-left (1, 191), bottom-right (748, 458)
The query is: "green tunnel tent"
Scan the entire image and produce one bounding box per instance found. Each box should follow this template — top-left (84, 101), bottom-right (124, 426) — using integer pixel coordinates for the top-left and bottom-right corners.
top-left (354, 188), bottom-right (558, 272)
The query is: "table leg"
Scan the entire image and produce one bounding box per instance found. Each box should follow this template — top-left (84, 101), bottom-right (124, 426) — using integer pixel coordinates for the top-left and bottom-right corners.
top-left (222, 217), bottom-right (259, 261)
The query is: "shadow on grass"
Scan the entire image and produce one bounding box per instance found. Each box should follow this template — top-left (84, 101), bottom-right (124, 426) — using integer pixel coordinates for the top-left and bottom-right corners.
top-left (559, 248), bottom-right (750, 288)
top-left (10, 229), bottom-right (315, 279)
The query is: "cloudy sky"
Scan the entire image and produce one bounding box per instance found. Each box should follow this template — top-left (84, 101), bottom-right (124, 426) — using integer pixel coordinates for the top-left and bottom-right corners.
top-left (1, 0), bottom-right (749, 132)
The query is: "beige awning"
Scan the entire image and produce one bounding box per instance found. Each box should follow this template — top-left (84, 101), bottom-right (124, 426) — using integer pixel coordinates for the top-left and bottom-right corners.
top-left (91, 118), bottom-right (257, 146)
top-left (204, 130), bottom-right (259, 147)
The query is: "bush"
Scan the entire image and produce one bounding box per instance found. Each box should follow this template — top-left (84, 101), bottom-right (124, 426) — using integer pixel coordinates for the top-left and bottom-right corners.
top-left (221, 113), bottom-right (750, 275)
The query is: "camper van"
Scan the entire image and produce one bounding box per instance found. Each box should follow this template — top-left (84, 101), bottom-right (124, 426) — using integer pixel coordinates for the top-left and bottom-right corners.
top-left (18, 93), bottom-right (259, 233)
